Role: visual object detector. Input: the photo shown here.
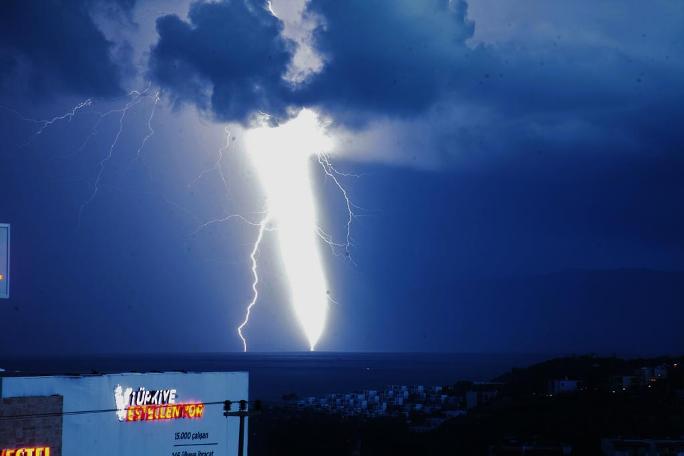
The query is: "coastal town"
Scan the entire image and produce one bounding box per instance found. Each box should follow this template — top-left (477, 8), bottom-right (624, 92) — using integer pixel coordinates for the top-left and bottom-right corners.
top-left (267, 356), bottom-right (684, 454)
top-left (294, 381), bottom-right (496, 425)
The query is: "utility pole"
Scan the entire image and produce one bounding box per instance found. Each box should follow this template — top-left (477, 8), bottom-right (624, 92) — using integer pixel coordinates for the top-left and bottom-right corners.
top-left (224, 399), bottom-right (262, 456)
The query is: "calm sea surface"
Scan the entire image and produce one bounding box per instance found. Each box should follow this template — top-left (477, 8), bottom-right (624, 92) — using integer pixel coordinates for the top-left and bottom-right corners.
top-left (0, 353), bottom-right (548, 401)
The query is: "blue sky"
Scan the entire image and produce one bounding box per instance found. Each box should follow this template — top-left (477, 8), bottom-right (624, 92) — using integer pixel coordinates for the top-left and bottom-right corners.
top-left (0, 0), bottom-right (683, 355)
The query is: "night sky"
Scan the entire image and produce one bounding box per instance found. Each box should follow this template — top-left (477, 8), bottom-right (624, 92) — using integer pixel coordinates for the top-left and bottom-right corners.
top-left (0, 0), bottom-right (683, 355)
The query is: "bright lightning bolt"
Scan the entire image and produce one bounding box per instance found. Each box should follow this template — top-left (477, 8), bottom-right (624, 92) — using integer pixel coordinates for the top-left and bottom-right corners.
top-left (242, 108), bottom-right (339, 351)
top-left (1, 98), bottom-right (93, 151)
top-left (5, 87), bottom-right (355, 353)
top-left (189, 213), bottom-right (263, 237)
top-left (135, 91), bottom-right (161, 161)
top-left (187, 127), bottom-right (259, 239)
top-left (237, 215), bottom-right (270, 352)
top-left (317, 153), bottom-right (356, 258)
top-left (1, 87), bottom-right (161, 187)
top-left (186, 127), bottom-right (280, 352)
top-left (78, 88), bottom-right (151, 226)
top-left (33, 99), bottom-right (93, 136)
top-left (188, 126), bottom-right (233, 199)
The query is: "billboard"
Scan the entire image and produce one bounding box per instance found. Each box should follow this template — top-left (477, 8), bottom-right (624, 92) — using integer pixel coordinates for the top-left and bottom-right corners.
top-left (0, 223), bottom-right (8, 299)
top-left (1, 371), bottom-right (248, 456)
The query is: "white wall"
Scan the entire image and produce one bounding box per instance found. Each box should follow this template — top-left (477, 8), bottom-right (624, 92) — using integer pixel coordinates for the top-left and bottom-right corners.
top-left (2, 371), bottom-right (248, 456)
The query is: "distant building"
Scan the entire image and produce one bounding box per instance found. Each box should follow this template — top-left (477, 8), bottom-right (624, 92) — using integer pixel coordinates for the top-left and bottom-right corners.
top-left (638, 367), bottom-right (655, 384)
top-left (466, 387), bottom-right (499, 409)
top-left (611, 375), bottom-right (637, 391)
top-left (653, 365), bottom-right (668, 380)
top-left (549, 379), bottom-right (579, 395)
top-left (444, 410), bottom-right (466, 418)
top-left (601, 438), bottom-right (684, 455)
top-left (0, 396), bottom-right (63, 455)
top-left (489, 441), bottom-right (572, 455)
top-left (465, 391), bottom-right (478, 409)
top-left (295, 382), bottom-right (472, 420)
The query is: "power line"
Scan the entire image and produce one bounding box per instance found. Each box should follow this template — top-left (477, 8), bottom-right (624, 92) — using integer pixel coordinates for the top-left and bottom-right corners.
top-left (0, 399), bottom-right (257, 421)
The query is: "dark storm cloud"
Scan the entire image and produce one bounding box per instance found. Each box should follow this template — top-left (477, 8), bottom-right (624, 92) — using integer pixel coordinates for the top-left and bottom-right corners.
top-left (299, 0), bottom-right (475, 123)
top-left (449, 45), bottom-right (684, 153)
top-left (147, 0), bottom-right (475, 125)
top-left (147, 0), bottom-right (684, 152)
top-left (0, 0), bottom-right (133, 99)
top-left (149, 0), bottom-right (294, 124)
top-left (303, 0), bottom-right (684, 150)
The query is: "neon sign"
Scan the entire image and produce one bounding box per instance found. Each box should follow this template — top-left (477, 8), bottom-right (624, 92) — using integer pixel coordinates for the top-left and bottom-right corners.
top-left (114, 385), bottom-right (204, 422)
top-left (124, 403), bottom-right (205, 421)
top-left (1, 448), bottom-right (50, 456)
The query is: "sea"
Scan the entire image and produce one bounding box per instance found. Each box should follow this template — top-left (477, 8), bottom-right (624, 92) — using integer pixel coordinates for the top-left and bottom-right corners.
top-left (0, 352), bottom-right (549, 401)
